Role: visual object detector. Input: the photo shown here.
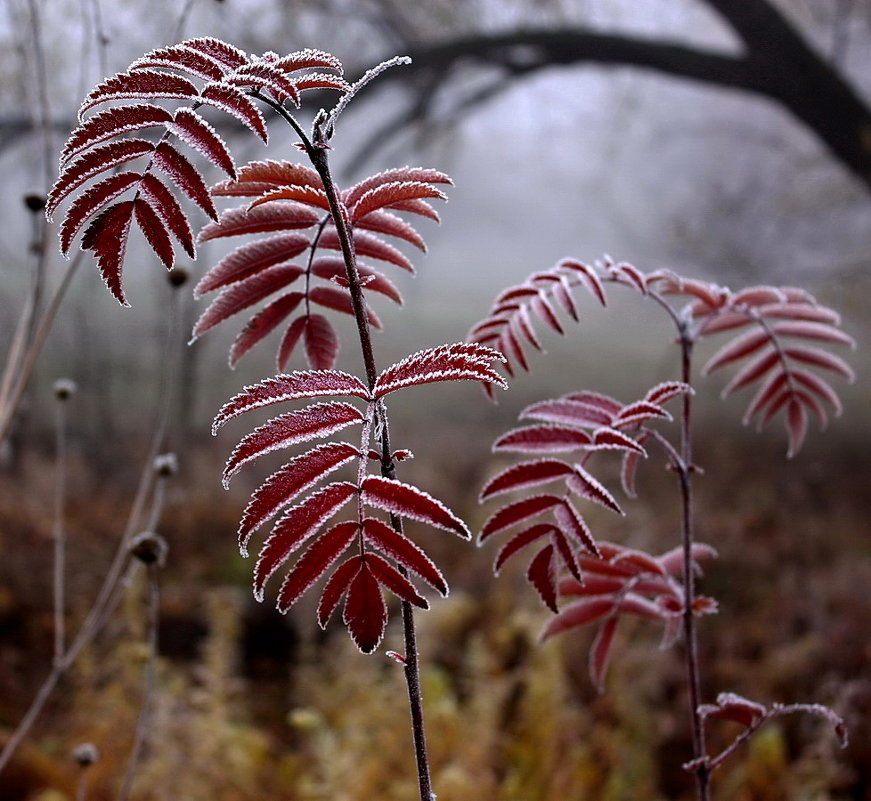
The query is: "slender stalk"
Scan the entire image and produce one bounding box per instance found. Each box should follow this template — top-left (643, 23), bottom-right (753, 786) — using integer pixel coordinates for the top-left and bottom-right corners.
top-left (52, 384), bottom-right (73, 665)
top-left (675, 323), bottom-right (710, 801)
top-left (306, 123), bottom-right (435, 801)
top-left (118, 560), bottom-right (161, 801)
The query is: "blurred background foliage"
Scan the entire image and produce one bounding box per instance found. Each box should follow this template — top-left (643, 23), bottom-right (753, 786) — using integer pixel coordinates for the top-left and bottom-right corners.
top-left (0, 0), bottom-right (869, 799)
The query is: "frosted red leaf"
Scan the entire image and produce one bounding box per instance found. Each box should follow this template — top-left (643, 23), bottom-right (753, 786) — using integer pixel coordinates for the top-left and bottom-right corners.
top-left (318, 228), bottom-right (414, 272)
top-left (743, 372), bottom-right (789, 426)
top-left (138, 173), bottom-right (195, 258)
top-left (611, 262), bottom-right (647, 295)
top-left (771, 321), bottom-right (855, 348)
top-left (249, 184), bottom-right (330, 211)
top-left (704, 327), bottom-right (783, 375)
top-left (61, 104), bottom-right (172, 164)
top-left (698, 692), bottom-right (767, 728)
top-left (253, 481), bottom-right (357, 598)
top-left (374, 343), bottom-right (507, 398)
top-left (620, 433), bottom-right (648, 498)
top-left (317, 556), bottom-right (361, 629)
top-left (644, 381), bottom-right (691, 406)
top-left (365, 552), bottom-right (428, 609)
top-left (78, 70), bottom-right (199, 119)
top-left (590, 616), bottom-right (619, 692)
top-left (493, 424), bottom-right (593, 453)
top-left (47, 139), bottom-right (154, 218)
top-left (720, 348), bottom-right (780, 396)
top-left (151, 141), bottom-right (218, 220)
top-left (790, 369), bottom-right (843, 416)
top-left (566, 465), bottom-right (623, 515)
top-left (553, 499), bottom-right (599, 555)
top-left (273, 49), bottom-right (344, 74)
top-left (343, 560), bottom-right (388, 653)
top-left (167, 107), bottom-right (236, 180)
top-left (223, 401), bottom-right (363, 484)
top-left (199, 82), bottom-right (269, 143)
top-left (275, 520), bottom-right (358, 613)
top-left (591, 427), bottom-right (647, 455)
top-left (540, 597), bottom-right (615, 641)
top-left (213, 371), bottom-right (370, 433)
top-left (351, 181), bottom-right (448, 222)
top-left (134, 196), bottom-right (175, 268)
top-left (361, 476), bottom-right (471, 538)
top-left (521, 398), bottom-right (613, 427)
top-left (783, 345), bottom-right (855, 381)
top-left (293, 73), bottom-right (351, 93)
top-left (756, 302), bottom-right (840, 325)
top-left (183, 37), bottom-right (249, 70)
top-left (277, 316), bottom-right (308, 372)
top-left (195, 233), bottom-right (311, 297)
top-left (303, 313), bottom-right (339, 370)
top-left (224, 61), bottom-right (302, 106)
top-left (479, 459), bottom-right (573, 501)
top-left (657, 543), bottom-right (718, 578)
top-left (551, 527), bottom-right (583, 582)
top-left (309, 285), bottom-right (383, 329)
top-left (131, 42), bottom-right (227, 81)
top-left (311, 257), bottom-right (403, 305)
top-left (786, 399), bottom-right (808, 458)
top-left (354, 210), bottom-right (426, 251)
top-left (493, 523), bottom-right (555, 574)
top-left (344, 167), bottom-right (452, 208)
top-left (59, 172), bottom-right (141, 255)
top-left (479, 495), bottom-right (561, 543)
top-left (527, 544), bottom-right (559, 612)
top-left (198, 202), bottom-right (320, 242)
top-left (237, 442), bottom-right (358, 546)
top-left (192, 264), bottom-right (304, 340)
top-left (363, 517), bottom-right (448, 596)
top-left (564, 391), bottom-right (623, 416)
top-left (80, 201), bottom-right (136, 306)
top-left (212, 160), bottom-right (322, 196)
top-left (732, 285), bottom-right (785, 307)
top-left (559, 259), bottom-right (607, 306)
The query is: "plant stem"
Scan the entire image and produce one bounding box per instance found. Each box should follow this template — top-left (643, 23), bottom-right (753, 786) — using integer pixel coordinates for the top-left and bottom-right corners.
top-left (676, 324), bottom-right (710, 801)
top-left (52, 391), bottom-right (70, 665)
top-left (307, 130), bottom-right (435, 801)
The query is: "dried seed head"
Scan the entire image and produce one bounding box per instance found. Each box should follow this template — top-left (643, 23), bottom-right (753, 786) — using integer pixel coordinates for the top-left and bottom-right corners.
top-left (129, 532), bottom-right (168, 566)
top-left (72, 742), bottom-right (100, 766)
top-left (167, 267), bottom-right (189, 287)
top-left (154, 452), bottom-right (178, 477)
top-left (24, 193), bottom-right (47, 213)
top-left (53, 378), bottom-right (77, 401)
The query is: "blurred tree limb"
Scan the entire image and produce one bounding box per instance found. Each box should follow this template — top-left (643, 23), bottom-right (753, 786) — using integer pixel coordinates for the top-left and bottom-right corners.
top-left (354, 0), bottom-right (871, 191)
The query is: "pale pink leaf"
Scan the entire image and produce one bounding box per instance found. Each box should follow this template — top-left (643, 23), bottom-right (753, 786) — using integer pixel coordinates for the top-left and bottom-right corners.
top-left (479, 495), bottom-right (561, 543)
top-left (493, 523), bottom-right (555, 574)
top-left (589, 616), bottom-right (619, 692)
top-left (540, 597), bottom-right (615, 641)
top-left (479, 459), bottom-right (573, 501)
top-left (786, 398), bottom-right (808, 458)
top-left (783, 346), bottom-right (855, 381)
top-left (493, 425), bottom-right (592, 453)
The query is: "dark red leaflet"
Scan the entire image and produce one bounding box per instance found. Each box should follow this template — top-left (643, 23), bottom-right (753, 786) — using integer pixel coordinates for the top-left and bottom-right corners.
top-left (275, 520), bottom-right (358, 613)
top-left (237, 442), bottom-right (358, 546)
top-left (253, 481), bottom-right (357, 598)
